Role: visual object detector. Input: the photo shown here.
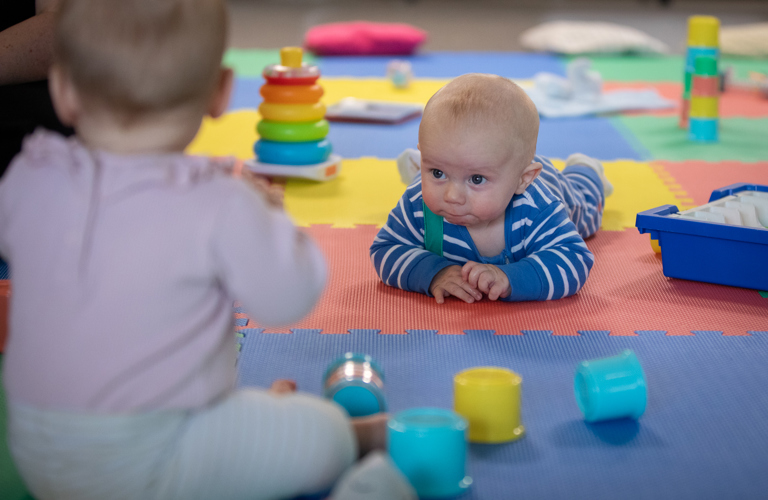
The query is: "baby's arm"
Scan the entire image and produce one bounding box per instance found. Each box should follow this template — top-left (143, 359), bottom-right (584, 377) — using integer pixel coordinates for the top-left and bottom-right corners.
top-left (495, 202), bottom-right (594, 301)
top-left (212, 181), bottom-right (326, 326)
top-left (370, 182), bottom-right (461, 297)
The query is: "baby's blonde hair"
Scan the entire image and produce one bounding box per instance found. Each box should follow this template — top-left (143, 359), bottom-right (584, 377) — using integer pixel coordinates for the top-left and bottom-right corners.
top-left (54, 0), bottom-right (227, 117)
top-left (422, 73), bottom-right (540, 162)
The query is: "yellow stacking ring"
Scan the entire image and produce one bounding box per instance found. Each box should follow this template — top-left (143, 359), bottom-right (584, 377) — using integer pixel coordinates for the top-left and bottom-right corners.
top-left (257, 119), bottom-right (329, 142)
top-left (259, 102), bottom-right (326, 122)
top-left (260, 84), bottom-right (324, 104)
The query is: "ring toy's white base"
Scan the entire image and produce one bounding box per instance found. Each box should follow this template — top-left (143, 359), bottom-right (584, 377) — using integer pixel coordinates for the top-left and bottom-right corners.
top-left (245, 154), bottom-right (342, 181)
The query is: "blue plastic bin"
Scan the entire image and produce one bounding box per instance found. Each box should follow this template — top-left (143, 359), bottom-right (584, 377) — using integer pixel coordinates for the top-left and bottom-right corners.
top-left (635, 183), bottom-right (768, 290)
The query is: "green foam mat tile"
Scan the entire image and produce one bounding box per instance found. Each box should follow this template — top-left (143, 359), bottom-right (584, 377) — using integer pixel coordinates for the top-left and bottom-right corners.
top-left (568, 55), bottom-right (768, 83)
top-left (223, 48), bottom-right (317, 78)
top-left (567, 55), bottom-right (684, 82)
top-left (0, 357), bottom-right (32, 500)
top-left (612, 116), bottom-right (768, 162)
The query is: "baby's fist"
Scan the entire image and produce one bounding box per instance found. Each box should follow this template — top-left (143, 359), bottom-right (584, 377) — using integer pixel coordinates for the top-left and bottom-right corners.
top-left (461, 262), bottom-right (511, 301)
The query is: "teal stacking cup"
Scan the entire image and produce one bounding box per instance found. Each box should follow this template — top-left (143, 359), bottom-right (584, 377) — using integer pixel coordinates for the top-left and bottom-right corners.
top-left (574, 349), bottom-right (647, 422)
top-left (323, 353), bottom-right (386, 417)
top-left (388, 408), bottom-right (472, 498)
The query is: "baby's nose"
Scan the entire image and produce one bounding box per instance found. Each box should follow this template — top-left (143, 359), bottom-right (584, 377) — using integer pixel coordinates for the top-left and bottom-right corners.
top-left (444, 183), bottom-right (465, 203)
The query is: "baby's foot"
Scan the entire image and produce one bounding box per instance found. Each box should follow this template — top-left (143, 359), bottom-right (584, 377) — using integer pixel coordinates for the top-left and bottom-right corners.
top-left (566, 153), bottom-right (613, 197)
top-left (396, 148), bottom-right (421, 185)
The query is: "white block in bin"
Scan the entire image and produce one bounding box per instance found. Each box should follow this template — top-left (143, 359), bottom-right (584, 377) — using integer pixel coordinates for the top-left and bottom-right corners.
top-left (724, 201), bottom-right (762, 228)
top-left (709, 206), bottom-right (743, 226)
top-left (737, 193), bottom-right (768, 227)
top-left (691, 211), bottom-right (726, 224)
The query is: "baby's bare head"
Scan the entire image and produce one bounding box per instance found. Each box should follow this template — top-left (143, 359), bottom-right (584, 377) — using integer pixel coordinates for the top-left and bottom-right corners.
top-left (419, 74), bottom-right (540, 168)
top-left (54, 0), bottom-right (227, 119)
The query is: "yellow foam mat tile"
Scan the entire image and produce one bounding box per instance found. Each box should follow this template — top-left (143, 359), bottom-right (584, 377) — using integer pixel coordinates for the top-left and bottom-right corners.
top-left (285, 157), bottom-right (405, 228)
top-left (187, 110), bottom-right (259, 160)
top-left (285, 158), bottom-right (695, 231)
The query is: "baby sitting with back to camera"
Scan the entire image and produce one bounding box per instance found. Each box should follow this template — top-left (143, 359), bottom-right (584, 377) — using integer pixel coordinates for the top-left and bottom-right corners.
top-left (371, 73), bottom-right (613, 304)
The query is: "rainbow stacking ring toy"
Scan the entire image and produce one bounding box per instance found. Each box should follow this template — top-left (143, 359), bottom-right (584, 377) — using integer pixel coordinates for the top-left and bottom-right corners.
top-left (323, 352), bottom-right (386, 417)
top-left (574, 349), bottom-right (647, 423)
top-left (245, 46), bottom-right (341, 181)
top-left (388, 408), bottom-right (472, 499)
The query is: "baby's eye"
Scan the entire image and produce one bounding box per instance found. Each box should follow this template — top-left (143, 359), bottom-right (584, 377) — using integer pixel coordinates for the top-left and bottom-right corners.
top-left (431, 169), bottom-right (445, 179)
top-left (470, 174), bottom-right (486, 185)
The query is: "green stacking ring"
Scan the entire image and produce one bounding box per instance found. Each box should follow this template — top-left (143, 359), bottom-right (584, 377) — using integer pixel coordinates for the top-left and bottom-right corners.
top-left (257, 119), bottom-right (329, 142)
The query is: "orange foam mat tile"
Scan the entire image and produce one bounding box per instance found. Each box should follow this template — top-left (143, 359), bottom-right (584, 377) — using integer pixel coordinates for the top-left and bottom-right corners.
top-left (242, 226), bottom-right (767, 336)
top-left (603, 82), bottom-right (768, 118)
top-left (650, 160), bottom-right (768, 206)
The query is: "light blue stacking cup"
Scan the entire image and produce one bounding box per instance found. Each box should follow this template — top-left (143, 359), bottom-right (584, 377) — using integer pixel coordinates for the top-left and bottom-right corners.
top-left (388, 408), bottom-right (472, 499)
top-left (574, 349), bottom-right (647, 423)
top-left (323, 353), bottom-right (386, 417)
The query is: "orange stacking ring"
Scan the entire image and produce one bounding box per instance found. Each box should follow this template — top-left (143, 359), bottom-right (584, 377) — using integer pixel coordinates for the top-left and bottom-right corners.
top-left (260, 84), bottom-right (324, 104)
top-left (258, 102), bottom-right (326, 122)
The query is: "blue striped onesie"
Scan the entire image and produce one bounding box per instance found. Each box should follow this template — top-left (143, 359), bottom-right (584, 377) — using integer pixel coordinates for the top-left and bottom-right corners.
top-left (370, 155), bottom-right (604, 301)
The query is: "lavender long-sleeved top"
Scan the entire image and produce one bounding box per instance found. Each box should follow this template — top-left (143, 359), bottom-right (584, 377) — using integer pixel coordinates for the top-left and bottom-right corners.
top-left (0, 130), bottom-right (326, 413)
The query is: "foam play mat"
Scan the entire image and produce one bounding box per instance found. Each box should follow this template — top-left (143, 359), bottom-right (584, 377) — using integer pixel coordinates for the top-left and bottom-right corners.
top-left (2, 49), bottom-right (768, 499)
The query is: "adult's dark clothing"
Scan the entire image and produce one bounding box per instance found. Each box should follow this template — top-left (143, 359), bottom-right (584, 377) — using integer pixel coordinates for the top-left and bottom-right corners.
top-left (0, 0), bottom-right (74, 178)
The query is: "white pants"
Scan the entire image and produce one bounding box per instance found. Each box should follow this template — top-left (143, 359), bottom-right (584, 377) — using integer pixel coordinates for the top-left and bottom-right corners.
top-left (8, 389), bottom-right (357, 500)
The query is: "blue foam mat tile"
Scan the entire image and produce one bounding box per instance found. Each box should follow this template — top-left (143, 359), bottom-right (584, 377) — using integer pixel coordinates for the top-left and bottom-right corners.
top-left (289, 328), bottom-right (324, 335)
top-left (691, 330), bottom-right (724, 335)
top-left (520, 330), bottom-right (554, 336)
top-left (324, 115), bottom-right (642, 161)
top-left (234, 317), bottom-right (248, 327)
top-left (577, 330), bottom-right (612, 336)
top-left (325, 119), bottom-right (420, 159)
top-left (228, 77), bottom-right (263, 112)
top-left (348, 329), bottom-right (382, 335)
top-left (463, 330), bottom-right (496, 335)
top-left (315, 52), bottom-right (567, 79)
top-left (238, 330), bottom-right (768, 499)
top-left (635, 330), bottom-right (668, 335)
top-left (537, 116), bottom-right (643, 161)
top-left (405, 329), bottom-right (439, 335)
top-left (0, 257), bottom-right (8, 280)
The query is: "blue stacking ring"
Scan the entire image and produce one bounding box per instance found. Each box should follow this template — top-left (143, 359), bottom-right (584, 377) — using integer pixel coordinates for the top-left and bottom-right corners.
top-left (574, 349), bottom-right (647, 423)
top-left (388, 408), bottom-right (472, 498)
top-left (254, 139), bottom-right (332, 165)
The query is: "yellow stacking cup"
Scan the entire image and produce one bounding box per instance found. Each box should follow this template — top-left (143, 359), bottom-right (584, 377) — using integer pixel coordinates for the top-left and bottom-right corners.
top-left (453, 367), bottom-right (525, 443)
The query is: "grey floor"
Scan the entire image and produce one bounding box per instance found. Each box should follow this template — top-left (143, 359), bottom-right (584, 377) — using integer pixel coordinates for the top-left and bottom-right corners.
top-left (228, 0), bottom-right (768, 54)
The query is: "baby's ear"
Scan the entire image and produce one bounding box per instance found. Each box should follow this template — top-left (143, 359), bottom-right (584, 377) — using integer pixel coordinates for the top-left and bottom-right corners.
top-left (515, 161), bottom-right (543, 194)
top-left (207, 67), bottom-right (234, 119)
top-left (48, 64), bottom-right (81, 127)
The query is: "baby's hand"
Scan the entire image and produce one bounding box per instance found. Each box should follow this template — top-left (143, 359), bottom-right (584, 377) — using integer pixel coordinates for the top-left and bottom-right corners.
top-left (243, 170), bottom-right (285, 209)
top-left (461, 262), bottom-right (511, 301)
top-left (227, 160), bottom-right (285, 209)
top-left (352, 413), bottom-right (389, 457)
top-left (429, 265), bottom-right (483, 304)
top-left (269, 379), bottom-right (297, 394)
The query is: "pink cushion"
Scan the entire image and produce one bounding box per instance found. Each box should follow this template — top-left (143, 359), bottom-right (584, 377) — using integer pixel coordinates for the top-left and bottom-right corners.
top-left (304, 21), bottom-right (427, 56)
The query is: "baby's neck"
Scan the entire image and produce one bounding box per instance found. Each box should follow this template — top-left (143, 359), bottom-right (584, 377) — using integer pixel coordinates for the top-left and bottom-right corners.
top-left (76, 106), bottom-right (204, 155)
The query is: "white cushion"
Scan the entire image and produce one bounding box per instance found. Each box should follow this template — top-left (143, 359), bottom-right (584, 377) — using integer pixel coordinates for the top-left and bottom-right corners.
top-left (721, 23), bottom-right (768, 57)
top-left (520, 21), bottom-right (668, 55)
